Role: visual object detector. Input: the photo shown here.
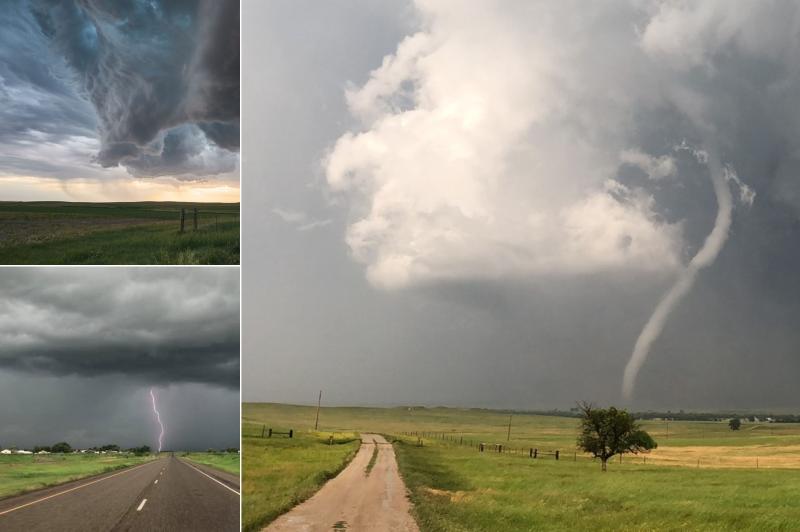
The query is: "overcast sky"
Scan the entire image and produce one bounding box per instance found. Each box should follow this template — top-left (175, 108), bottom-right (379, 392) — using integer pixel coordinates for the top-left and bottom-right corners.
top-left (0, 0), bottom-right (239, 202)
top-left (244, 0), bottom-right (800, 411)
top-left (0, 268), bottom-right (239, 451)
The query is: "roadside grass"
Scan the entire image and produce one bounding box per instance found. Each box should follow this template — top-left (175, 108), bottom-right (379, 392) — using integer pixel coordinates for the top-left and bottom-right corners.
top-left (181, 452), bottom-right (240, 475)
top-left (394, 437), bottom-right (800, 531)
top-left (0, 201), bottom-right (239, 264)
top-left (242, 421), bottom-right (360, 531)
top-left (365, 440), bottom-right (379, 476)
top-left (0, 453), bottom-right (153, 499)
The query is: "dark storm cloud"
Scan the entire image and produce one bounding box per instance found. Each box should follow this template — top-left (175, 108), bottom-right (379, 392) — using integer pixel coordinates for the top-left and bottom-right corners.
top-left (0, 0), bottom-right (238, 180)
top-left (245, 0), bottom-right (800, 410)
top-left (0, 1), bottom-right (98, 177)
top-left (0, 268), bottom-right (239, 389)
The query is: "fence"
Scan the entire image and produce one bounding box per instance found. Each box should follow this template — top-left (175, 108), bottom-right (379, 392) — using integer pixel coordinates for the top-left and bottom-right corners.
top-left (178, 207), bottom-right (239, 233)
top-left (396, 430), bottom-right (788, 469)
top-left (258, 426), bottom-right (293, 439)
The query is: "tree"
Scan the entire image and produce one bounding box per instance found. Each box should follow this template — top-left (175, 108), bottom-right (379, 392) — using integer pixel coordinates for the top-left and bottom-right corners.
top-left (51, 442), bottom-right (72, 454)
top-left (729, 418), bottom-right (741, 431)
top-left (577, 402), bottom-right (657, 471)
top-left (128, 445), bottom-right (151, 455)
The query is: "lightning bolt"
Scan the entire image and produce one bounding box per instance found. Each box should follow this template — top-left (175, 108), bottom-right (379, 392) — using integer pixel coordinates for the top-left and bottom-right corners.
top-left (150, 388), bottom-right (165, 453)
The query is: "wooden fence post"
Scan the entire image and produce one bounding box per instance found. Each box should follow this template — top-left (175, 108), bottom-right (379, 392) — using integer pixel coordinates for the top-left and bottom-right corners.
top-left (555, 450), bottom-right (560, 460)
top-left (534, 448), bottom-right (538, 458)
top-left (268, 428), bottom-right (272, 438)
top-left (289, 429), bottom-right (293, 439)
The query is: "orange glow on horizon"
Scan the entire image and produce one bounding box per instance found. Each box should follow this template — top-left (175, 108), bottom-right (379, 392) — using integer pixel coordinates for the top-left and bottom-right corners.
top-left (0, 175), bottom-right (240, 203)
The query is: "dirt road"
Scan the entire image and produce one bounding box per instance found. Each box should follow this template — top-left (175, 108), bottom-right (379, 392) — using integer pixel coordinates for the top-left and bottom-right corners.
top-left (265, 433), bottom-right (419, 532)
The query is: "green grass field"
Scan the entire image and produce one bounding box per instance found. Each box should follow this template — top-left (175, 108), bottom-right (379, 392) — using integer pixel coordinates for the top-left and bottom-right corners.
top-left (0, 201), bottom-right (239, 264)
top-left (181, 452), bottom-right (240, 475)
top-left (244, 402), bottom-right (800, 531)
top-left (242, 421), bottom-right (360, 531)
top-left (0, 453), bottom-right (154, 499)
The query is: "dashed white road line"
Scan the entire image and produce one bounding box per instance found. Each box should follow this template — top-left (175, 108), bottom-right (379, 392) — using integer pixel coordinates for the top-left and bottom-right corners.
top-left (180, 460), bottom-right (240, 495)
top-left (136, 499), bottom-right (147, 512)
top-left (0, 461), bottom-right (157, 517)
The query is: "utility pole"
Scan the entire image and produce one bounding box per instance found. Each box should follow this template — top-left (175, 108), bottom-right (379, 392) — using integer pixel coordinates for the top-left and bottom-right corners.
top-left (507, 414), bottom-right (513, 441)
top-left (314, 390), bottom-right (322, 430)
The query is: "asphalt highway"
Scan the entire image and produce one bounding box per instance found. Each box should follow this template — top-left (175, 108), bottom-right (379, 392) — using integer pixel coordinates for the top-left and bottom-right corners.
top-left (0, 456), bottom-right (239, 531)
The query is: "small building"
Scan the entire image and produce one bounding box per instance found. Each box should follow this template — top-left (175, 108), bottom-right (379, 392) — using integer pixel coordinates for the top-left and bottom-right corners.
top-left (0, 449), bottom-right (12, 455)
top-left (16, 450), bottom-right (32, 455)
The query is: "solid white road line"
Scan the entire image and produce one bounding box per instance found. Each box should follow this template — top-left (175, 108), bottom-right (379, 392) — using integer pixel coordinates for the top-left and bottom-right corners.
top-left (0, 460), bottom-right (158, 516)
top-left (180, 460), bottom-right (240, 495)
top-left (137, 499), bottom-right (147, 512)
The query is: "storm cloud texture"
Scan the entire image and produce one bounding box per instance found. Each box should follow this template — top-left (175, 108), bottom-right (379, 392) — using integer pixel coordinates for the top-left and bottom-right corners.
top-left (247, 0), bottom-right (800, 410)
top-left (0, 0), bottom-right (239, 186)
top-left (0, 268), bottom-right (239, 450)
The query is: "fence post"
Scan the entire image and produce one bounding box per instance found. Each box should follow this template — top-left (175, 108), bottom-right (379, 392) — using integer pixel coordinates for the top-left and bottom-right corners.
top-left (193, 207), bottom-right (198, 230)
top-left (479, 443), bottom-right (484, 452)
top-left (268, 428), bottom-right (272, 438)
top-left (555, 450), bottom-right (559, 460)
top-left (534, 448), bottom-right (538, 458)
top-left (289, 429), bottom-right (293, 439)
top-left (529, 448), bottom-right (533, 458)
top-left (180, 208), bottom-right (185, 232)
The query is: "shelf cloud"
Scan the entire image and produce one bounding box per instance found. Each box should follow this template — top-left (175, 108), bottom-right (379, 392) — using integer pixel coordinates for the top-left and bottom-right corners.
top-left (0, 268), bottom-right (239, 388)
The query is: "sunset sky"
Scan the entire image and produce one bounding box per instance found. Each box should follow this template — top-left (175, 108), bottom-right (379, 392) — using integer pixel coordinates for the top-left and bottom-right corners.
top-left (0, 0), bottom-right (239, 202)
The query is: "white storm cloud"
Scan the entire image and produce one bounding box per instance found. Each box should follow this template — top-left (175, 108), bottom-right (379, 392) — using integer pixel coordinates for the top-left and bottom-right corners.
top-left (325, 0), bottom-right (800, 290)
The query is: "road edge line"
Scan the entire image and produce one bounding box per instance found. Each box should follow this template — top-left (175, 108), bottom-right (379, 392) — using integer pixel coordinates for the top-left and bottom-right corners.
top-left (180, 460), bottom-right (240, 495)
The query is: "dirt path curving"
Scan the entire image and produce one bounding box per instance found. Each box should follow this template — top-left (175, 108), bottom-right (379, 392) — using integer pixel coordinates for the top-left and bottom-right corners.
top-left (265, 433), bottom-right (419, 532)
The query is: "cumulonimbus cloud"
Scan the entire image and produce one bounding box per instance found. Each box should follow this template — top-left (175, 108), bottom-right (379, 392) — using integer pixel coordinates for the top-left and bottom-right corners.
top-left (324, 0), bottom-right (800, 395)
top-left (325, 0), bottom-right (800, 291)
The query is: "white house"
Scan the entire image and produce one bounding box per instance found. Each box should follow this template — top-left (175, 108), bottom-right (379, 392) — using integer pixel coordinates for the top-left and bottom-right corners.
top-left (16, 450), bottom-right (32, 455)
top-left (0, 449), bottom-right (11, 455)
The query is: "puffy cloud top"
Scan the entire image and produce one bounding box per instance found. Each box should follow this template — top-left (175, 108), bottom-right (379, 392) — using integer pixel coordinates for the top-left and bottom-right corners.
top-left (326, 0), bottom-right (800, 289)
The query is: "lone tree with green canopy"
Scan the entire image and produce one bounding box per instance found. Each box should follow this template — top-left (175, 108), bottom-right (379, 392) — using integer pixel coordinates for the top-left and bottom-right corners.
top-left (577, 402), bottom-right (657, 471)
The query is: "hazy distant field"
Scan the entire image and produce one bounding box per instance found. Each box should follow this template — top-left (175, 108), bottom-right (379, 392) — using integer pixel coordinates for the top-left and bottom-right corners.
top-left (245, 402), bottom-right (800, 531)
top-left (0, 453), bottom-right (153, 499)
top-left (0, 201), bottom-right (239, 264)
top-left (242, 420), bottom-right (359, 531)
top-left (182, 452), bottom-right (240, 475)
